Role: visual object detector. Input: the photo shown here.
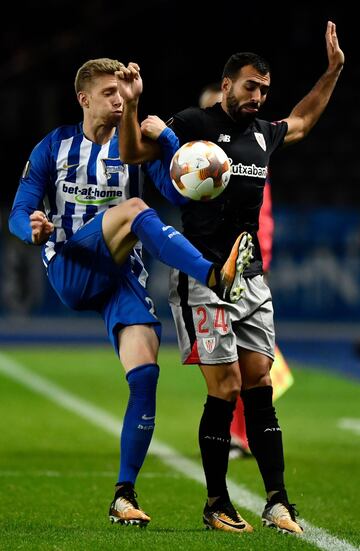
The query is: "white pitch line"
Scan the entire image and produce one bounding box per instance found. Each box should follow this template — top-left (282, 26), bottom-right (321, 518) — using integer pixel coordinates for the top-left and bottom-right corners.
top-left (338, 418), bottom-right (360, 435)
top-left (0, 352), bottom-right (358, 551)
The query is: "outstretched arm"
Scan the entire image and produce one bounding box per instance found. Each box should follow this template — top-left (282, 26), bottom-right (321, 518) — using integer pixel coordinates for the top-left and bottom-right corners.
top-left (116, 62), bottom-right (162, 163)
top-left (283, 21), bottom-right (344, 145)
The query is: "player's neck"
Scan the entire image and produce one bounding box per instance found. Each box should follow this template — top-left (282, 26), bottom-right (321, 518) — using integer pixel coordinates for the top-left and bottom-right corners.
top-left (82, 120), bottom-right (116, 145)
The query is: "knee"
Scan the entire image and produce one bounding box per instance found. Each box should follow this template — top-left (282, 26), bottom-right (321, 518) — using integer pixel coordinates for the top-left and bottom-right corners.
top-left (242, 357), bottom-right (273, 389)
top-left (226, 378), bottom-right (241, 401)
top-left (255, 372), bottom-right (272, 387)
top-left (112, 197), bottom-right (148, 225)
top-left (126, 197), bottom-right (148, 222)
top-left (213, 376), bottom-right (241, 402)
top-left (244, 373), bottom-right (272, 390)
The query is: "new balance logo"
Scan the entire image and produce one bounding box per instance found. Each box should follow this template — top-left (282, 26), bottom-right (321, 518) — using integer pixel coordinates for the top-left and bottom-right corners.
top-left (218, 134), bottom-right (231, 143)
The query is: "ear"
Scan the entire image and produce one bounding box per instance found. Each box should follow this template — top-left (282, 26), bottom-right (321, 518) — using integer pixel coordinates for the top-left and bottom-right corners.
top-left (222, 78), bottom-right (231, 93)
top-left (78, 91), bottom-right (89, 108)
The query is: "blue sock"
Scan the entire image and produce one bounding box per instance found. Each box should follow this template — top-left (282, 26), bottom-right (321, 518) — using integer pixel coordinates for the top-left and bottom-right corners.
top-left (131, 208), bottom-right (213, 285)
top-left (118, 363), bottom-right (159, 485)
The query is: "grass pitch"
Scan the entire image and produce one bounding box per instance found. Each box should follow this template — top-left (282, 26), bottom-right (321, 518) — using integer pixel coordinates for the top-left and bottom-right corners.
top-left (0, 346), bottom-right (359, 550)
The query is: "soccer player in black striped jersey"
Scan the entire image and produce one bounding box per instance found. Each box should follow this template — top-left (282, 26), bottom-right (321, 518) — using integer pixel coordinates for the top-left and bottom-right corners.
top-left (117, 21), bottom-right (344, 534)
top-left (199, 83), bottom-right (294, 460)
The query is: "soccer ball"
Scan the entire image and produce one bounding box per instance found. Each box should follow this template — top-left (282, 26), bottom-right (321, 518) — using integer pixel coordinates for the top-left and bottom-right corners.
top-left (170, 140), bottom-right (231, 201)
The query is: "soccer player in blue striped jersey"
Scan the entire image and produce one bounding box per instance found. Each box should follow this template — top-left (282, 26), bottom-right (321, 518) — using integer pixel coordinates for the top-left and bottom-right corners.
top-left (9, 58), bottom-right (251, 527)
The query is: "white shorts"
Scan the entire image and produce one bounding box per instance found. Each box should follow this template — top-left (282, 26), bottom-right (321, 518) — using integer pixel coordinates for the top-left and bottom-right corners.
top-left (169, 270), bottom-right (275, 365)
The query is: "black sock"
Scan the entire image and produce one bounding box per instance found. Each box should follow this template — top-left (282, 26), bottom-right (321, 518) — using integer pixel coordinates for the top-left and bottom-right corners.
top-left (199, 395), bottom-right (235, 498)
top-left (241, 386), bottom-right (285, 493)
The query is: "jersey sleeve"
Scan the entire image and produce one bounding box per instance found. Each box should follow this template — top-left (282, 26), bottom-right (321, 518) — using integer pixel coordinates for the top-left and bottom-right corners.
top-left (144, 126), bottom-right (189, 206)
top-left (8, 135), bottom-right (52, 244)
top-left (268, 120), bottom-right (288, 153)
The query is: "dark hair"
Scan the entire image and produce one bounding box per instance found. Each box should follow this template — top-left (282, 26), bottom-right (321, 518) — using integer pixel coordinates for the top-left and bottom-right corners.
top-left (222, 52), bottom-right (270, 80)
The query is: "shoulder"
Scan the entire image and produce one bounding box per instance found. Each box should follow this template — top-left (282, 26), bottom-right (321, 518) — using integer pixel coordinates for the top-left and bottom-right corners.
top-left (34, 124), bottom-right (83, 155)
top-left (174, 106), bottom-right (203, 122)
top-left (171, 106), bottom-right (211, 142)
top-left (35, 124), bottom-right (81, 147)
top-left (48, 123), bottom-right (83, 143)
top-left (253, 118), bottom-right (288, 145)
top-left (30, 124), bottom-right (82, 165)
top-left (254, 118), bottom-right (288, 134)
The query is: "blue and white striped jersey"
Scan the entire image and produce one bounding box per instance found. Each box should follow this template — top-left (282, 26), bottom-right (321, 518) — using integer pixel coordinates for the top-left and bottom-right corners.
top-left (9, 123), bottom-right (145, 268)
top-left (9, 124), bottom-right (181, 283)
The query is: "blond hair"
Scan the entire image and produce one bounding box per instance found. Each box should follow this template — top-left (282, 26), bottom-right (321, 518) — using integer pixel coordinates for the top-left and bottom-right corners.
top-left (74, 58), bottom-right (123, 93)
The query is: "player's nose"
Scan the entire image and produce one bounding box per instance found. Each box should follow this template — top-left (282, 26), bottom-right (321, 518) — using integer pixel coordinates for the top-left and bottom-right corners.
top-left (251, 89), bottom-right (262, 102)
top-left (114, 94), bottom-right (123, 108)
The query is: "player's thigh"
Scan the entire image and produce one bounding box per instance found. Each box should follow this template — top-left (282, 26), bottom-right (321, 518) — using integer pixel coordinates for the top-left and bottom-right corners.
top-left (102, 198), bottom-right (147, 264)
top-left (234, 275), bottom-right (275, 361)
top-left (233, 276), bottom-right (274, 389)
top-left (48, 215), bottom-right (119, 310)
top-left (118, 324), bottom-right (159, 373)
top-left (101, 270), bottom-right (161, 362)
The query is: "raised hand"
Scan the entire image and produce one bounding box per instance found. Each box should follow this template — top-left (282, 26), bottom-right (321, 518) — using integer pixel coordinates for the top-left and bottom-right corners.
top-left (326, 21), bottom-right (345, 72)
top-left (115, 62), bottom-right (142, 102)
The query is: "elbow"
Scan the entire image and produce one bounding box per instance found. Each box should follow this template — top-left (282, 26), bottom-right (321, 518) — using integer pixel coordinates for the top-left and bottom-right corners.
top-left (120, 154), bottom-right (138, 164)
top-left (119, 150), bottom-right (140, 164)
top-left (8, 211), bottom-right (15, 235)
top-left (119, 148), bottom-right (148, 165)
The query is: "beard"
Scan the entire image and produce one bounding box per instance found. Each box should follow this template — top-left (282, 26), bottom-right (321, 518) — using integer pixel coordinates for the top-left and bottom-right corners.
top-left (226, 89), bottom-right (258, 125)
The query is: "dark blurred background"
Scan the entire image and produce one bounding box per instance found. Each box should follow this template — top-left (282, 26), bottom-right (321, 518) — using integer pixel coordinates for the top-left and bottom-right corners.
top-left (1, 1), bottom-right (357, 208)
top-left (1, 1), bottom-right (359, 376)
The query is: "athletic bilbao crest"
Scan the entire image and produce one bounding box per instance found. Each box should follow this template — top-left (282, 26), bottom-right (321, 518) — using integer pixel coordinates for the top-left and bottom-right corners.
top-left (254, 132), bottom-right (266, 151)
top-left (203, 337), bottom-right (216, 354)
